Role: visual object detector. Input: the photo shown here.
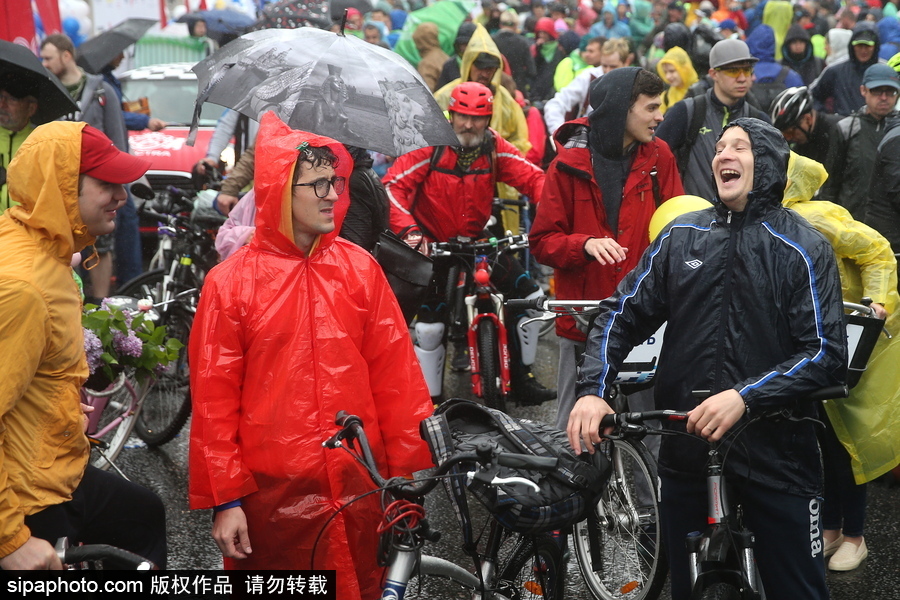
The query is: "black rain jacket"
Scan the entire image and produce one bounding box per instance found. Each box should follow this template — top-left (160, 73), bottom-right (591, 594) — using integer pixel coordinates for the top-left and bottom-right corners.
top-left (576, 118), bottom-right (848, 496)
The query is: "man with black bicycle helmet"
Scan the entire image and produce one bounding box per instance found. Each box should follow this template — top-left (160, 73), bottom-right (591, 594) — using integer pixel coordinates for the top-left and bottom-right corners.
top-left (384, 81), bottom-right (552, 406)
top-left (769, 86), bottom-right (841, 167)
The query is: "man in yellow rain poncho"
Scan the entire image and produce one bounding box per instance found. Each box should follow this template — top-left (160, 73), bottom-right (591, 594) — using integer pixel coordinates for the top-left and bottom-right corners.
top-left (783, 151), bottom-right (900, 571)
top-left (433, 23), bottom-right (532, 234)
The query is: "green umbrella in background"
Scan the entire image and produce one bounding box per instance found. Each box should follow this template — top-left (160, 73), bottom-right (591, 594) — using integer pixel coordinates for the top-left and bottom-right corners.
top-left (394, 0), bottom-right (475, 67)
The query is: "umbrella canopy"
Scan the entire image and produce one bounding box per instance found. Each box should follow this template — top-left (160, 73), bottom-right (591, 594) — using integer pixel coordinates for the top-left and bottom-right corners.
top-left (251, 0), bottom-right (332, 30)
top-left (394, 0), bottom-right (475, 67)
top-left (190, 28), bottom-right (459, 156)
top-left (0, 39), bottom-right (78, 124)
top-left (178, 10), bottom-right (256, 45)
top-left (76, 18), bottom-right (158, 74)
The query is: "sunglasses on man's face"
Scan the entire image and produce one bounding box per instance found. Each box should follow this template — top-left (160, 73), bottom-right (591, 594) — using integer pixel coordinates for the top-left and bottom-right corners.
top-left (716, 65), bottom-right (754, 78)
top-left (292, 176), bottom-right (346, 199)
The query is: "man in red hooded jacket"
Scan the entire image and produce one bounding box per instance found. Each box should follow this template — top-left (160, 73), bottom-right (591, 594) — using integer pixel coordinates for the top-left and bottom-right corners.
top-left (530, 67), bottom-right (683, 431)
top-left (189, 113), bottom-right (433, 598)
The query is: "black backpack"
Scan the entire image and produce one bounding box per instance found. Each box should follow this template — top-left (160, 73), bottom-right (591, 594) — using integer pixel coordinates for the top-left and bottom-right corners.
top-left (420, 398), bottom-right (608, 535)
top-left (747, 65), bottom-right (791, 114)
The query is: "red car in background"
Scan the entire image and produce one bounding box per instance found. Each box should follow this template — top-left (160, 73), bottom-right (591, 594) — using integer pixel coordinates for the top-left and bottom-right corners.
top-left (120, 63), bottom-right (236, 190)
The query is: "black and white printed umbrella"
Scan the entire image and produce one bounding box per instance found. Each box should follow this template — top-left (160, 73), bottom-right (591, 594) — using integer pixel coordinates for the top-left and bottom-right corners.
top-left (189, 27), bottom-right (458, 156)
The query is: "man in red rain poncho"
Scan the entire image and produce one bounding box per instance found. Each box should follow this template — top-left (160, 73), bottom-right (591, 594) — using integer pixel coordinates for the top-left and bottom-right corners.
top-left (189, 112), bottom-right (434, 597)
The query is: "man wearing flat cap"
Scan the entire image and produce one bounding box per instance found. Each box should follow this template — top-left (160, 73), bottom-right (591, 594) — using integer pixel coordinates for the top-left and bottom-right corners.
top-left (656, 38), bottom-right (770, 201)
top-left (820, 63), bottom-right (900, 221)
top-left (0, 122), bottom-right (166, 570)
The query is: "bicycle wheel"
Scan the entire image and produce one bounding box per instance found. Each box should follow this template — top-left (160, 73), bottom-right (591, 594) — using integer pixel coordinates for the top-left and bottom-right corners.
top-left (573, 438), bottom-right (667, 600)
top-left (133, 309), bottom-right (192, 446)
top-left (88, 376), bottom-right (143, 470)
top-left (117, 268), bottom-right (166, 303)
top-left (695, 582), bottom-right (743, 600)
top-left (497, 533), bottom-right (566, 600)
top-left (477, 319), bottom-right (506, 412)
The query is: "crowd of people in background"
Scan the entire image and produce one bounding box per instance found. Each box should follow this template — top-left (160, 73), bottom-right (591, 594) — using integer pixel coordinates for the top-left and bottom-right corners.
top-left (3, 0), bottom-right (900, 586)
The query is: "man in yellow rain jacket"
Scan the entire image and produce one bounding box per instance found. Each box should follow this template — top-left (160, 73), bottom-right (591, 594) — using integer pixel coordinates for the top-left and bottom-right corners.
top-left (434, 23), bottom-right (533, 233)
top-left (0, 122), bottom-right (166, 569)
top-left (434, 23), bottom-right (531, 156)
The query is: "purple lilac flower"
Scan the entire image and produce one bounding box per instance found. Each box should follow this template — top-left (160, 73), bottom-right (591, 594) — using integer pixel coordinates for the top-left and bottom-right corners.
top-left (113, 330), bottom-right (144, 358)
top-left (83, 328), bottom-right (103, 374)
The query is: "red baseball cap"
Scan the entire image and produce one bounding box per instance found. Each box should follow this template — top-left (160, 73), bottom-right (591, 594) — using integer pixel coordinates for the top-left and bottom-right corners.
top-left (79, 125), bottom-right (151, 184)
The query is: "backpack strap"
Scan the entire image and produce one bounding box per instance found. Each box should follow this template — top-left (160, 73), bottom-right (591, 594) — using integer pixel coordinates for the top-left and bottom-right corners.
top-left (776, 65), bottom-right (790, 85)
top-left (676, 94), bottom-right (707, 177)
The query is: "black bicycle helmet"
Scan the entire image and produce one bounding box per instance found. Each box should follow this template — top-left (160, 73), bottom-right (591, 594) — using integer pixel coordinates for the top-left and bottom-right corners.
top-left (770, 86), bottom-right (813, 131)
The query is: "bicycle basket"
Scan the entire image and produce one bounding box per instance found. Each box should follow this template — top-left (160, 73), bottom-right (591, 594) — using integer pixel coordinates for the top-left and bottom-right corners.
top-left (420, 398), bottom-right (609, 534)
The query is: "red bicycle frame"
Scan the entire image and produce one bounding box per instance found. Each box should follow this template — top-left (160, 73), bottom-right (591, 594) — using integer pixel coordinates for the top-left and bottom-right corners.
top-left (466, 256), bottom-right (511, 399)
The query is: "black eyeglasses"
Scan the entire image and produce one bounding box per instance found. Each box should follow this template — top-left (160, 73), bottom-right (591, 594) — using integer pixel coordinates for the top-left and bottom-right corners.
top-left (292, 176), bottom-right (346, 198)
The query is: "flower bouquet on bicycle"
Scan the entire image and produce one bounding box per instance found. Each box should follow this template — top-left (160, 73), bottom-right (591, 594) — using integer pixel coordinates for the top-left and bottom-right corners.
top-left (81, 296), bottom-right (183, 470)
top-left (416, 233), bottom-right (555, 410)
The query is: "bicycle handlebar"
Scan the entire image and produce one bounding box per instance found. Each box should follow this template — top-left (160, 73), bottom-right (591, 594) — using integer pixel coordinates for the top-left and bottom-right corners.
top-left (429, 233), bottom-right (529, 257)
top-left (58, 540), bottom-right (157, 570)
top-left (323, 410), bottom-right (558, 499)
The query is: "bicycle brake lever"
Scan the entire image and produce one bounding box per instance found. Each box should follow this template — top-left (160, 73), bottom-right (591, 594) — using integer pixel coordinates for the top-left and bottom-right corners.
top-left (518, 314), bottom-right (555, 329)
top-left (466, 471), bottom-right (541, 493)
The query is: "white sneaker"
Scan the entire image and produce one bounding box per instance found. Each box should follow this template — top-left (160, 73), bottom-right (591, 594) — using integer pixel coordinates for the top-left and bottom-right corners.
top-left (823, 533), bottom-right (844, 558)
top-left (828, 538), bottom-right (868, 571)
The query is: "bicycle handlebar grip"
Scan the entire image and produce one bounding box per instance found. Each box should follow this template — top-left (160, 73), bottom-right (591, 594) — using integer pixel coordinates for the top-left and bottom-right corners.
top-left (64, 544), bottom-right (157, 570)
top-left (496, 453), bottom-right (558, 470)
top-left (505, 296), bottom-right (546, 311)
top-left (803, 385), bottom-right (849, 401)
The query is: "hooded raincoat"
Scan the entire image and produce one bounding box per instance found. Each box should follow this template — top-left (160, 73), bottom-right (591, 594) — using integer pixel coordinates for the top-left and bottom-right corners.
top-left (781, 24), bottom-right (825, 86)
top-left (188, 113), bottom-right (433, 594)
top-left (656, 46), bottom-right (699, 115)
top-left (811, 22), bottom-right (882, 116)
top-left (433, 24), bottom-right (531, 156)
top-left (530, 68), bottom-right (683, 342)
top-left (783, 153), bottom-right (900, 483)
top-left (577, 119), bottom-right (847, 495)
top-left (0, 121), bottom-right (93, 557)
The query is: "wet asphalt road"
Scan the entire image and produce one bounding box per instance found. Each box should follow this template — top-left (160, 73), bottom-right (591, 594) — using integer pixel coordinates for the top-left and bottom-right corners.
top-left (112, 334), bottom-right (900, 598)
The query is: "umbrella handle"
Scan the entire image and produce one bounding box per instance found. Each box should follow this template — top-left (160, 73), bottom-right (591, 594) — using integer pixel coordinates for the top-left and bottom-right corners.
top-left (339, 9), bottom-right (349, 37)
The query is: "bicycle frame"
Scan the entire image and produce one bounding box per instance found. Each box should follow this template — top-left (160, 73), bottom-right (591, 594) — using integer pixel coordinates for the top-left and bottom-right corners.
top-left (83, 375), bottom-right (140, 439)
top-left (323, 410), bottom-right (562, 600)
top-left (466, 255), bottom-right (512, 399)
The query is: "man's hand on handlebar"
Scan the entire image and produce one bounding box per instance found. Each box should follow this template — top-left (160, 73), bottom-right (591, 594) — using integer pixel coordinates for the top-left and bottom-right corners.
top-left (583, 237), bottom-right (628, 265)
top-left (687, 389), bottom-right (746, 443)
top-left (403, 231), bottom-right (430, 256)
top-left (871, 302), bottom-right (887, 320)
top-left (195, 157), bottom-right (219, 176)
top-left (216, 193), bottom-right (240, 217)
top-left (212, 507), bottom-right (252, 560)
top-left (567, 394), bottom-right (616, 455)
top-left (0, 536), bottom-right (63, 570)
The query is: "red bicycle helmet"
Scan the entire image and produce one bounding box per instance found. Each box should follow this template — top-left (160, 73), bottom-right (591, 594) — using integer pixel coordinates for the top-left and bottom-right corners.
top-left (448, 82), bottom-right (494, 117)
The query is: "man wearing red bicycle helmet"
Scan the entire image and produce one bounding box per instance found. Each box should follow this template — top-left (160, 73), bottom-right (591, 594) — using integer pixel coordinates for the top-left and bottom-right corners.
top-left (384, 81), bottom-right (553, 406)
